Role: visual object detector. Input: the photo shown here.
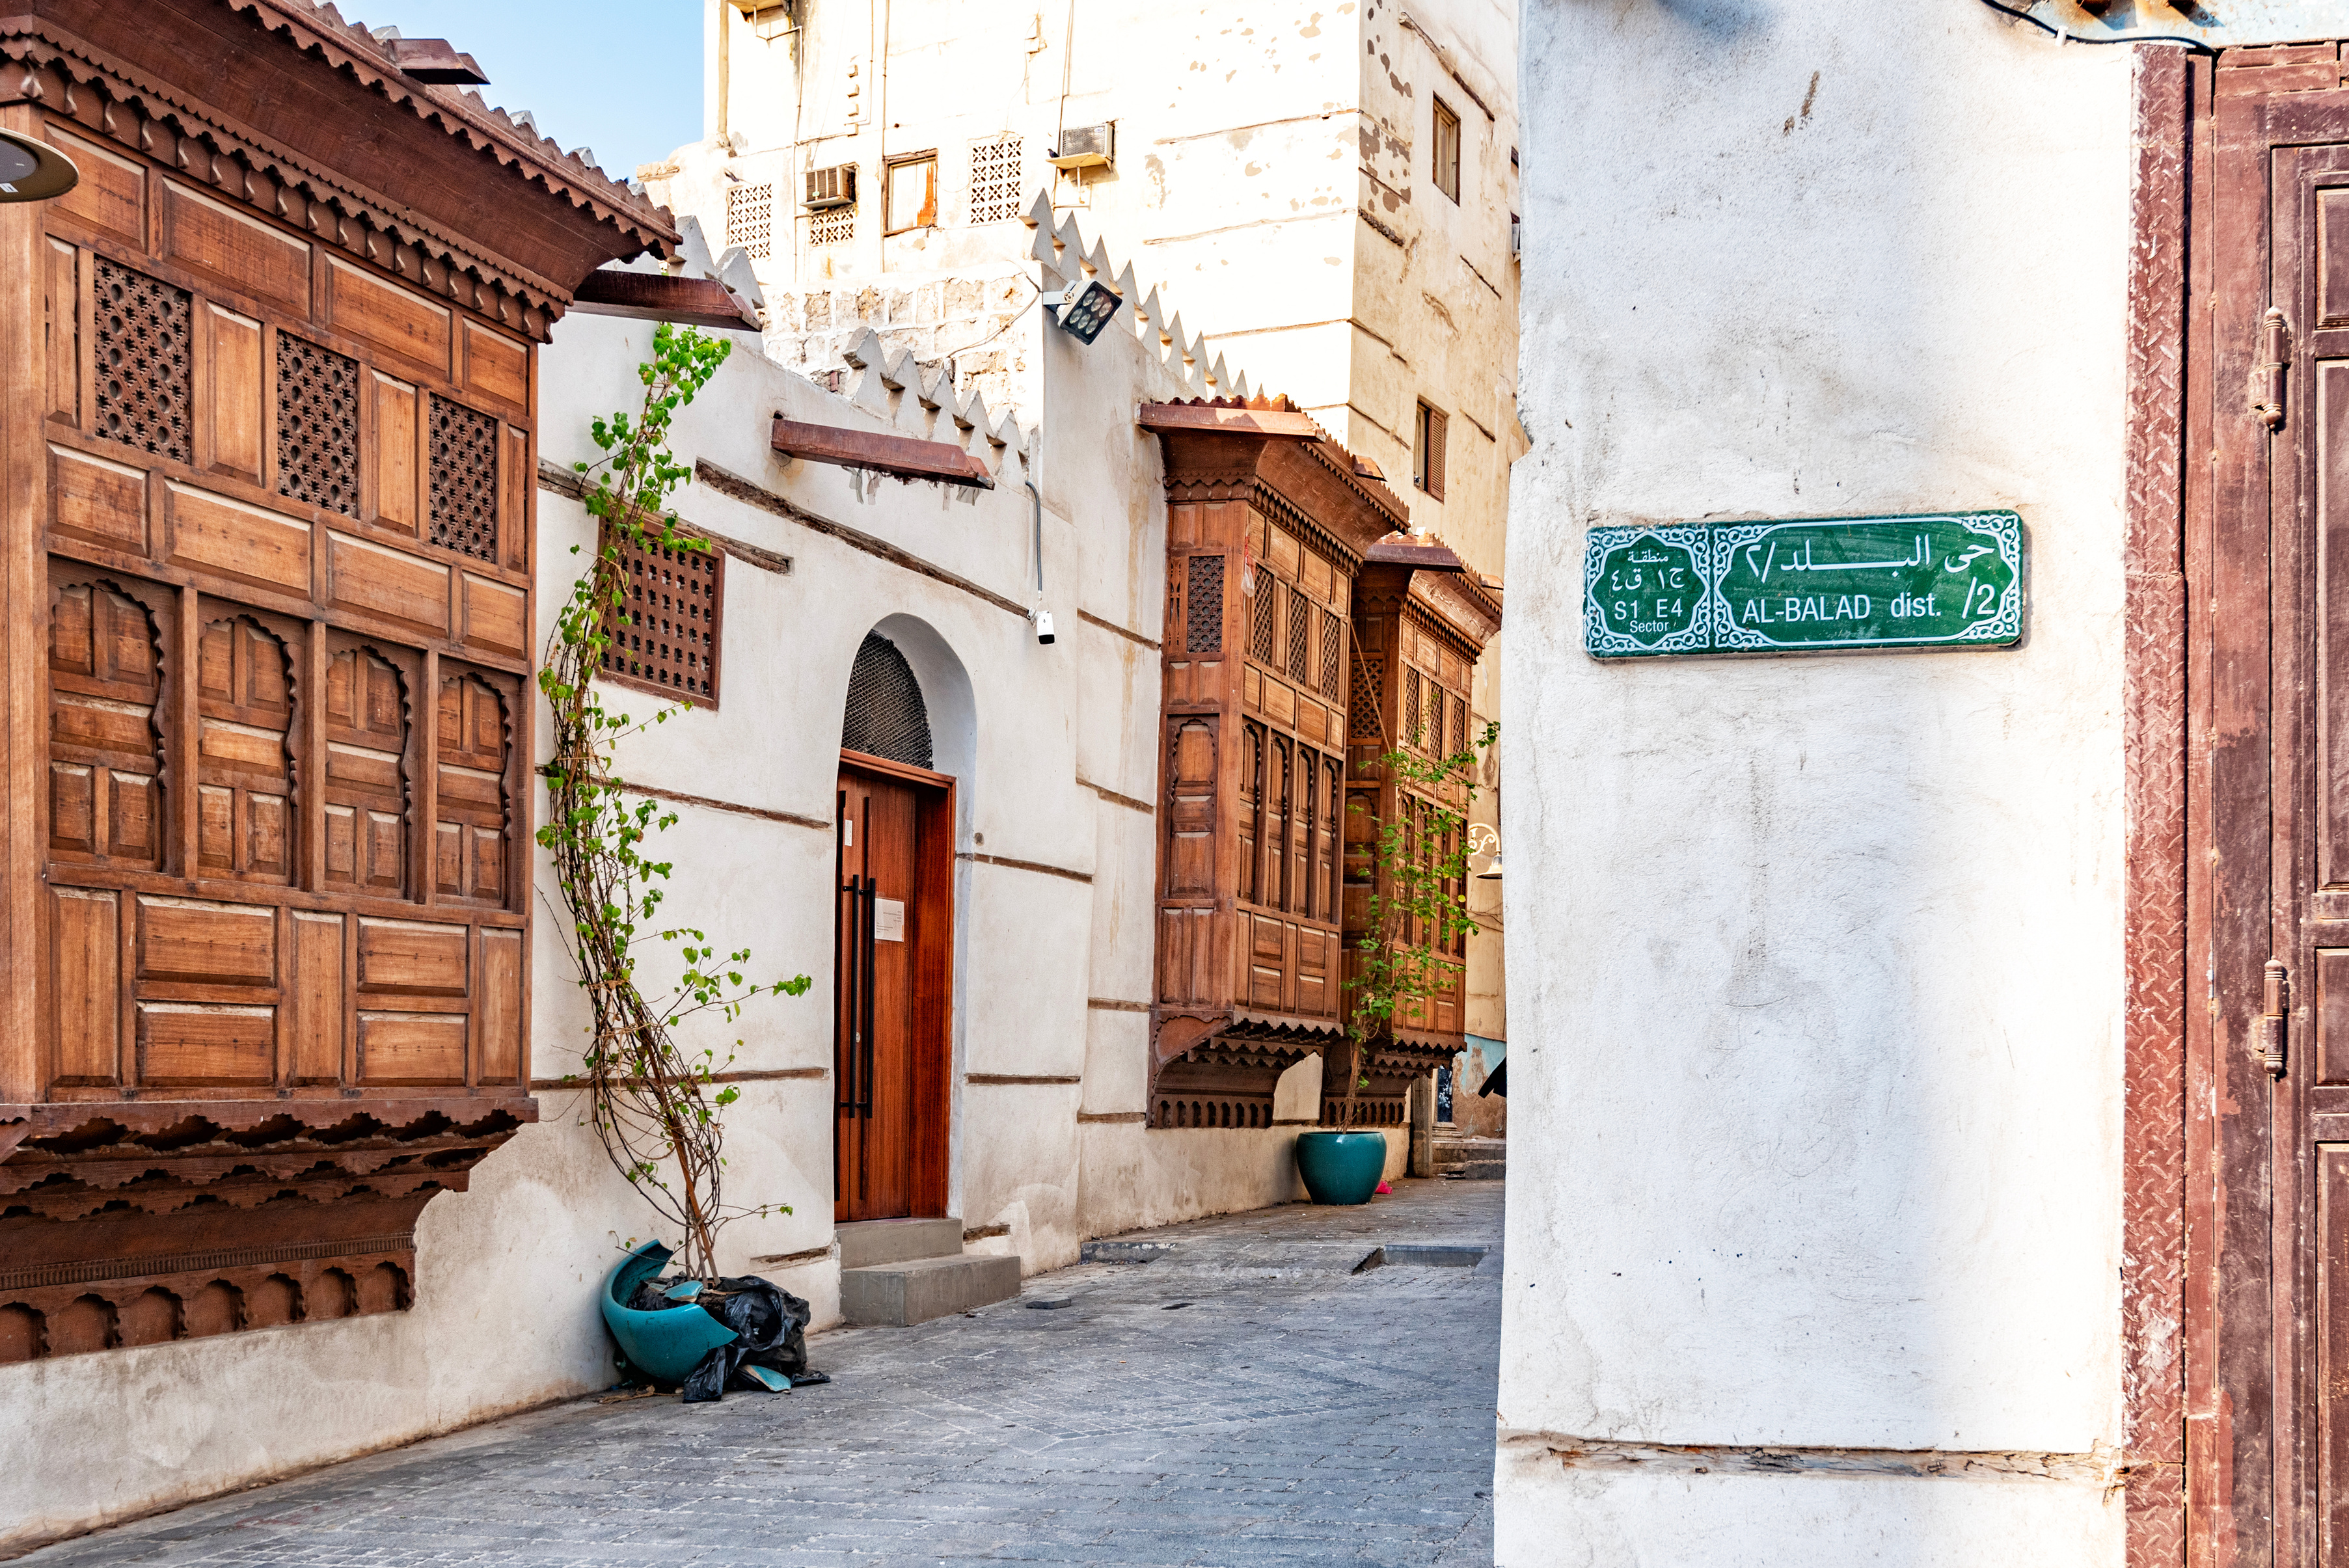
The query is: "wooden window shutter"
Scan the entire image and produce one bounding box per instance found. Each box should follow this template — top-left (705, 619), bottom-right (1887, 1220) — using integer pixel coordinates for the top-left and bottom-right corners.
top-left (1426, 407), bottom-right (1447, 500)
top-left (595, 524), bottom-right (725, 709)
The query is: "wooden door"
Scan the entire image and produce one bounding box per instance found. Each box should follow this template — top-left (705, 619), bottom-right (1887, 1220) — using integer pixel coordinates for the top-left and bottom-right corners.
top-left (834, 754), bottom-right (954, 1222)
top-left (2215, 69), bottom-right (2349, 1568)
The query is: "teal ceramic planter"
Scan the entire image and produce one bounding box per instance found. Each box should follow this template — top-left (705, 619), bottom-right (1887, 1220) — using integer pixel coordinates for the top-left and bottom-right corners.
top-left (1295, 1130), bottom-right (1388, 1206)
top-left (599, 1241), bottom-right (737, 1383)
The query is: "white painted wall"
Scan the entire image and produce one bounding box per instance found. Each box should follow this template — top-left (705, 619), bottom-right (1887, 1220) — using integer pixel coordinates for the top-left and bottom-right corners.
top-left (0, 231), bottom-right (1350, 1554)
top-left (1498, 2), bottom-right (2135, 1561)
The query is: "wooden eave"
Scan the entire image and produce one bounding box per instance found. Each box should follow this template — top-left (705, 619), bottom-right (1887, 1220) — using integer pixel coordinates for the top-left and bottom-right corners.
top-left (1135, 401), bottom-right (1325, 439)
top-left (772, 417), bottom-right (997, 489)
top-left (574, 269), bottom-right (763, 332)
top-left (1144, 398), bottom-right (1405, 565)
top-left (3, 0), bottom-right (679, 332)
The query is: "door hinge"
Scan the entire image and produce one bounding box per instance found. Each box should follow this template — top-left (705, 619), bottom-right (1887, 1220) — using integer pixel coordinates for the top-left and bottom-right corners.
top-left (2258, 958), bottom-right (2290, 1077)
top-left (2252, 307), bottom-right (2292, 431)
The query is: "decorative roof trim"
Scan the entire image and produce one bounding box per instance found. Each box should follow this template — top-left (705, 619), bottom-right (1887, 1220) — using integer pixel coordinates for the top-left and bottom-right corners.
top-left (0, 8), bottom-right (677, 340)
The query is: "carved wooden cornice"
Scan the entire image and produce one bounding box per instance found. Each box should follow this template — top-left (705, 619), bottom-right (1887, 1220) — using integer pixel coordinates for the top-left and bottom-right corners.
top-left (0, 1096), bottom-right (533, 1360)
top-left (0, 2), bottom-right (679, 339)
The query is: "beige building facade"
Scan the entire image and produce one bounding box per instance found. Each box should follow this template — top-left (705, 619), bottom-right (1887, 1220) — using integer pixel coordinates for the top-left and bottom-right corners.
top-left (651, 0), bottom-right (1520, 1067)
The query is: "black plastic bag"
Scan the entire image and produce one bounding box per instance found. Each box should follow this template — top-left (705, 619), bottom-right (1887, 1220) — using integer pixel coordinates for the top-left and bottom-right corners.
top-left (680, 1275), bottom-right (815, 1403)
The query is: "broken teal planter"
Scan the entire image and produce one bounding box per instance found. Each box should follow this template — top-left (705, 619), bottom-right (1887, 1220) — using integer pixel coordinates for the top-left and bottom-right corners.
top-left (600, 1241), bottom-right (737, 1383)
top-left (1295, 1130), bottom-right (1387, 1206)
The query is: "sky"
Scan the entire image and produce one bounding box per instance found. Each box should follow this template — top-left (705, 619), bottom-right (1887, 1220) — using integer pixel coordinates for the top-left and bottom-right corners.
top-left (346, 0), bottom-right (703, 180)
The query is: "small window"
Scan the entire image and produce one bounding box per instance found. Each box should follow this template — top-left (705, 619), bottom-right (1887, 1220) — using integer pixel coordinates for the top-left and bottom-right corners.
top-left (1414, 400), bottom-right (1448, 500)
top-left (885, 154), bottom-right (938, 234)
top-left (1433, 99), bottom-right (1461, 204)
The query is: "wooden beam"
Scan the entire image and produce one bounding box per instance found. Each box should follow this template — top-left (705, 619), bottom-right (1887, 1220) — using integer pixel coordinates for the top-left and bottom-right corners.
top-left (770, 417), bottom-right (996, 489)
top-left (570, 270), bottom-right (761, 331)
top-left (1135, 401), bottom-right (1324, 439)
top-left (1363, 537), bottom-right (1469, 573)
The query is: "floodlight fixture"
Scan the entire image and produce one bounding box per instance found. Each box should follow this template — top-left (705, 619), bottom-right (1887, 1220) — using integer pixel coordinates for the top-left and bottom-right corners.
top-left (0, 128), bottom-right (77, 204)
top-left (1052, 277), bottom-right (1124, 345)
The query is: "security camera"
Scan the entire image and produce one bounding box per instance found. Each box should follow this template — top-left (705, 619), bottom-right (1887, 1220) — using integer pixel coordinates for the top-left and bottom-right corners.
top-left (1033, 608), bottom-right (1055, 645)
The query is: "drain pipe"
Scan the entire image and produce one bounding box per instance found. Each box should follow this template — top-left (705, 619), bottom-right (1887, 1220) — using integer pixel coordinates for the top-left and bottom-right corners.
top-left (1024, 480), bottom-right (1054, 645)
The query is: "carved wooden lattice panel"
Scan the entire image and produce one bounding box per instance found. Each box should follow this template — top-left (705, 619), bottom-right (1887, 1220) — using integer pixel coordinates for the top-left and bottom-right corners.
top-left (1404, 668), bottom-right (1422, 749)
top-left (595, 525), bottom-right (724, 710)
top-left (275, 334), bottom-right (360, 517)
top-left (323, 643), bottom-right (408, 895)
top-left (1350, 654), bottom-right (1383, 745)
top-left (435, 669), bottom-right (509, 908)
top-left (1186, 556), bottom-right (1223, 653)
top-left (1320, 609), bottom-right (1343, 699)
top-left (93, 258), bottom-right (192, 463)
top-left (1249, 576), bottom-right (1277, 664)
top-left (427, 396), bottom-right (500, 561)
top-left (968, 136), bottom-right (1026, 223)
top-left (1286, 584), bottom-right (1312, 683)
top-left (49, 578), bottom-right (166, 869)
top-left (196, 615), bottom-right (296, 884)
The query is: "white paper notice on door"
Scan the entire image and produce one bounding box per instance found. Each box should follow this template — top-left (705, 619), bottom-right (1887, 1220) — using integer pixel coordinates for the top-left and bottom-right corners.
top-left (873, 898), bottom-right (906, 943)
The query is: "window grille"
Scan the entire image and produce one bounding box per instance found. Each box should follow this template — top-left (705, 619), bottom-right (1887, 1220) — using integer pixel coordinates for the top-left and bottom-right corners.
top-left (809, 204), bottom-right (856, 248)
top-left (1286, 584), bottom-right (1312, 683)
top-left (1404, 668), bottom-right (1422, 748)
top-left (1349, 655), bottom-right (1383, 747)
top-left (1320, 610), bottom-right (1344, 699)
top-left (1250, 576), bottom-right (1277, 664)
top-left (726, 182), bottom-right (774, 260)
top-left (841, 632), bottom-right (931, 768)
top-left (275, 334), bottom-right (360, 517)
top-left (1452, 694), bottom-right (1469, 759)
top-left (595, 524), bottom-right (724, 710)
top-left (93, 258), bottom-right (192, 464)
top-left (427, 396), bottom-right (500, 561)
top-left (968, 135), bottom-right (1025, 223)
top-left (1185, 556), bottom-right (1223, 653)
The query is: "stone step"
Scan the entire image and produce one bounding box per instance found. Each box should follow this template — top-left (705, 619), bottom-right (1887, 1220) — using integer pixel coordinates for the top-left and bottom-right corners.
top-left (840, 1254), bottom-right (1024, 1326)
top-left (1446, 1159), bottom-right (1508, 1182)
top-left (836, 1215), bottom-right (966, 1269)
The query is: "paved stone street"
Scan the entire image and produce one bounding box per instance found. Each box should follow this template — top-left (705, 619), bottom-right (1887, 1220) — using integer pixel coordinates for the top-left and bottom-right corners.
top-left (27, 1180), bottom-right (1502, 1568)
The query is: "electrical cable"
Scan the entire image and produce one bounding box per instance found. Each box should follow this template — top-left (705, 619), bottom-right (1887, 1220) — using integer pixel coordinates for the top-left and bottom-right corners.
top-left (1974, 0), bottom-right (2219, 56)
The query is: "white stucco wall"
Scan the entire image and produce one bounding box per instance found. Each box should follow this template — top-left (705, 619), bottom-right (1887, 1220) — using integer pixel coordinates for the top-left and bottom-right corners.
top-left (1498, 3), bottom-right (2136, 1561)
top-left (0, 236), bottom-right (1338, 1552)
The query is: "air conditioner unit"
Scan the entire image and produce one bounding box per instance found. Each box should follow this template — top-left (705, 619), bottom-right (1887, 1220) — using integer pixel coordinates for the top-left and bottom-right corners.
top-left (1510, 216), bottom-right (1521, 258)
top-left (1048, 123), bottom-right (1114, 170)
top-left (804, 163), bottom-right (856, 210)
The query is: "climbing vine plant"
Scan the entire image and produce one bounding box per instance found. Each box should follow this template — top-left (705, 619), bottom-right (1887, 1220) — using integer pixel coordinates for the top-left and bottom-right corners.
top-left (541, 322), bottom-right (810, 1284)
top-left (1341, 720), bottom-right (1497, 1129)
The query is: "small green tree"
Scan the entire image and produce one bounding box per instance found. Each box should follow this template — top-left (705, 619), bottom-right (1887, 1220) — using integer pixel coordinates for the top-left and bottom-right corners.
top-left (1340, 720), bottom-right (1497, 1130)
top-left (540, 322), bottom-right (811, 1283)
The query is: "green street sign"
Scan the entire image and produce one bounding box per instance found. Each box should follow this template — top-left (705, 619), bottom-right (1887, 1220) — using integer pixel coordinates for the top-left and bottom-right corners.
top-left (1584, 511), bottom-right (2024, 660)
top-left (1584, 524), bottom-right (1710, 655)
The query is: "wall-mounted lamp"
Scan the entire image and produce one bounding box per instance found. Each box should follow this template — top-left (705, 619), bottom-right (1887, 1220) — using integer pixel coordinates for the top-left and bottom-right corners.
top-left (1470, 823), bottom-right (1503, 881)
top-left (1050, 277), bottom-right (1124, 345)
top-left (0, 128), bottom-right (77, 204)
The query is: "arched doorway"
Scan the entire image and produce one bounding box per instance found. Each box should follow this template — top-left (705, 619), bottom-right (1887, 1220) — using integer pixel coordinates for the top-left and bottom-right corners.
top-left (835, 631), bottom-right (954, 1222)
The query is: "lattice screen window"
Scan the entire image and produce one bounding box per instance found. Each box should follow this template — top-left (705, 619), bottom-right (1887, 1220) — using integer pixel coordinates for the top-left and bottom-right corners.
top-left (1249, 578), bottom-right (1277, 664)
top-left (93, 258), bottom-right (192, 464)
top-left (1404, 668), bottom-right (1423, 750)
top-left (1320, 610), bottom-right (1344, 699)
top-left (428, 396), bottom-right (500, 561)
top-left (841, 632), bottom-right (930, 767)
top-left (1452, 694), bottom-right (1469, 759)
top-left (968, 135), bottom-right (1025, 223)
top-left (1286, 585), bottom-right (1312, 683)
top-left (1349, 655), bottom-right (1383, 746)
top-left (727, 182), bottom-right (773, 260)
top-left (276, 334), bottom-right (360, 517)
top-left (809, 205), bottom-right (856, 248)
top-left (595, 524), bottom-right (725, 710)
top-left (1185, 556), bottom-right (1223, 653)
